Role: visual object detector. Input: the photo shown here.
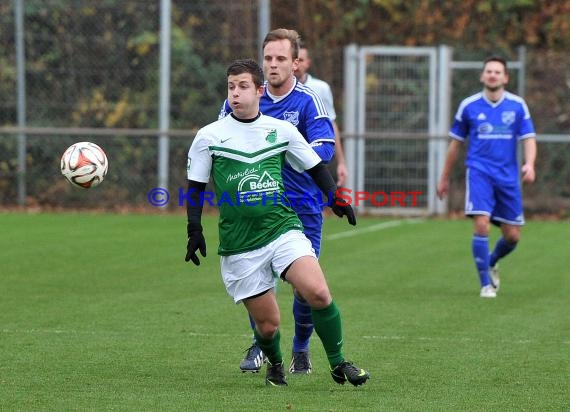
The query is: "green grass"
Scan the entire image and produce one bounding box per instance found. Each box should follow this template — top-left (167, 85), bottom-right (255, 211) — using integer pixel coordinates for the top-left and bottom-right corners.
top-left (0, 212), bottom-right (568, 411)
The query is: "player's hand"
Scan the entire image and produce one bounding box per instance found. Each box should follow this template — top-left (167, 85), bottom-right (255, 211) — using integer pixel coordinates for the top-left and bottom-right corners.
top-left (521, 163), bottom-right (535, 183)
top-left (436, 178), bottom-right (449, 200)
top-left (185, 230), bottom-right (207, 266)
top-left (330, 194), bottom-right (356, 226)
top-left (336, 162), bottom-right (348, 187)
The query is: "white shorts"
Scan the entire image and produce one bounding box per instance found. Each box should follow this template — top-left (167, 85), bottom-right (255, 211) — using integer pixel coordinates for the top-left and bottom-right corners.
top-left (220, 230), bottom-right (316, 304)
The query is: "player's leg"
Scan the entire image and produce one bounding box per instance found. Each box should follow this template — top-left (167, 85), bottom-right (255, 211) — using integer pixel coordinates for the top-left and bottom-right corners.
top-left (290, 213), bottom-right (322, 373)
top-left (465, 168), bottom-right (495, 297)
top-left (242, 292), bottom-right (287, 386)
top-left (272, 231), bottom-right (369, 386)
top-left (221, 249), bottom-right (285, 385)
top-left (239, 313), bottom-right (265, 373)
top-left (488, 182), bottom-right (524, 290)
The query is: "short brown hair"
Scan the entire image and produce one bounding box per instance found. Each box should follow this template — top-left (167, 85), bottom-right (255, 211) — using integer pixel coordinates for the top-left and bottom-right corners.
top-left (483, 55), bottom-right (508, 73)
top-left (262, 28), bottom-right (301, 59)
top-left (226, 59), bottom-right (264, 88)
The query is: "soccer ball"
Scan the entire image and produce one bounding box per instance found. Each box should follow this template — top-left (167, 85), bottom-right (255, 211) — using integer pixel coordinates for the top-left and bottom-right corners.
top-left (60, 141), bottom-right (108, 189)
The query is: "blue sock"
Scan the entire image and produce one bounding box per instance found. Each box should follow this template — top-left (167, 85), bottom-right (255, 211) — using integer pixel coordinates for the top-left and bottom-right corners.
top-left (490, 237), bottom-right (517, 267)
top-left (292, 294), bottom-right (313, 352)
top-left (248, 313), bottom-right (256, 343)
top-left (472, 234), bottom-right (491, 287)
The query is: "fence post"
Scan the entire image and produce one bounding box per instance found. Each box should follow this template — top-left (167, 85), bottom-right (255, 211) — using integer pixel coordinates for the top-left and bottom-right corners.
top-left (158, 0), bottom-right (171, 203)
top-left (433, 45), bottom-right (453, 215)
top-left (15, 0), bottom-right (27, 206)
top-left (343, 44), bottom-right (358, 199)
top-left (257, 0), bottom-right (270, 64)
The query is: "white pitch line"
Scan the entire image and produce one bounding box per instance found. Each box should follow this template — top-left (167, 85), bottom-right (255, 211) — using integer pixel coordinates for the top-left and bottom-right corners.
top-left (326, 218), bottom-right (424, 241)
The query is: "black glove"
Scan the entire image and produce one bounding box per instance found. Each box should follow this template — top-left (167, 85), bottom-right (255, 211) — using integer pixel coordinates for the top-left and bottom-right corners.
top-left (331, 194), bottom-right (357, 226)
top-left (185, 224), bottom-right (207, 266)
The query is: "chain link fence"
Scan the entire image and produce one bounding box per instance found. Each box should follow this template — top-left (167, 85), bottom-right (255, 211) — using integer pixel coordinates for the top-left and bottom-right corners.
top-left (1, 1), bottom-right (568, 215)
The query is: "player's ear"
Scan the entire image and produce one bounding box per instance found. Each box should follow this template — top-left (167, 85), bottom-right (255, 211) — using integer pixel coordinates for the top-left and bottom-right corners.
top-left (257, 84), bottom-right (265, 97)
top-left (292, 58), bottom-right (299, 72)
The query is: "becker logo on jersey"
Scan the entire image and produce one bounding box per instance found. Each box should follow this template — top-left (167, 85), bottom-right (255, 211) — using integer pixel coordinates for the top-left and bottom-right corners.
top-left (237, 170), bottom-right (279, 202)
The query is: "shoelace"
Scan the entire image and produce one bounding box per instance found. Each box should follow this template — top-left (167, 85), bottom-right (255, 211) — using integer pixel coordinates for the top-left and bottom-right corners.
top-left (294, 353), bottom-right (310, 370)
top-left (244, 345), bottom-right (260, 359)
top-left (336, 361), bottom-right (359, 376)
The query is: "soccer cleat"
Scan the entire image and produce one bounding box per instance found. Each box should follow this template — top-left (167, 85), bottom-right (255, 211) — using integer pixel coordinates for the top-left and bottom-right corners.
top-left (265, 361), bottom-right (288, 386)
top-left (480, 284), bottom-right (497, 298)
top-left (288, 351), bottom-right (312, 374)
top-left (490, 263), bottom-right (500, 292)
top-left (240, 343), bottom-right (265, 373)
top-left (330, 361), bottom-right (370, 386)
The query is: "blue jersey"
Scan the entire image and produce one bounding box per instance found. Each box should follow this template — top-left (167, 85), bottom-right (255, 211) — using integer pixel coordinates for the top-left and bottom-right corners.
top-left (220, 78), bottom-right (335, 214)
top-left (450, 91), bottom-right (536, 184)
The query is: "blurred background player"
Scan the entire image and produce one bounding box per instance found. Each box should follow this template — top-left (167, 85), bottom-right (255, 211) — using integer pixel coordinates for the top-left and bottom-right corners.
top-left (437, 55), bottom-right (537, 298)
top-left (185, 58), bottom-right (368, 387)
top-left (294, 41), bottom-right (348, 187)
top-left (219, 28), bottom-right (336, 374)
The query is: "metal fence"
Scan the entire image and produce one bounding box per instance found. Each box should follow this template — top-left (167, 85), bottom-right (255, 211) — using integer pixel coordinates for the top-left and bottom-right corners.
top-left (343, 44), bottom-right (570, 217)
top-left (1, 1), bottom-right (568, 216)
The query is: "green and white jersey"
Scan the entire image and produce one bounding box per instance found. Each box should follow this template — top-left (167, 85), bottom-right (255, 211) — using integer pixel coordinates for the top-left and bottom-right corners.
top-left (187, 113), bottom-right (321, 256)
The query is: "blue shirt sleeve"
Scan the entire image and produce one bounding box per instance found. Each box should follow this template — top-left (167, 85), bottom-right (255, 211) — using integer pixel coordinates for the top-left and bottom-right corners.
top-left (218, 100), bottom-right (231, 120)
top-left (310, 141), bottom-right (335, 163)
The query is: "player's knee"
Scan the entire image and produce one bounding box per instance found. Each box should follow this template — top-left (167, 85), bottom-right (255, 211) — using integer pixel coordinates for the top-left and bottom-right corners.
top-left (474, 220), bottom-right (490, 235)
top-left (503, 226), bottom-right (521, 243)
top-left (304, 285), bottom-right (332, 309)
top-left (256, 321), bottom-right (279, 338)
top-left (504, 232), bottom-right (520, 244)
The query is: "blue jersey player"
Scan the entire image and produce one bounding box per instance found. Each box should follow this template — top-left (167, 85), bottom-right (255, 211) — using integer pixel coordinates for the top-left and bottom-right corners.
top-left (437, 55), bottom-right (537, 298)
top-left (219, 29), bottom-right (336, 373)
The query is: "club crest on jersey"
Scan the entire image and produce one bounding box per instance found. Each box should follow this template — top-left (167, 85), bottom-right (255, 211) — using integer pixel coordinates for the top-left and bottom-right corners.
top-left (265, 129), bottom-right (277, 143)
top-left (502, 111), bottom-right (516, 125)
top-left (283, 111), bottom-right (300, 126)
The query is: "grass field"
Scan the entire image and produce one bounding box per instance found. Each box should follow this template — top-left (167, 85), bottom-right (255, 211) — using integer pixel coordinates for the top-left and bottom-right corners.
top-left (0, 211), bottom-right (568, 411)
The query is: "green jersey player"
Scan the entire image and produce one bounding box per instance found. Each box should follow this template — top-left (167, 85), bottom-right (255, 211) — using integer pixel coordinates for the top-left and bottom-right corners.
top-left (184, 58), bottom-right (369, 388)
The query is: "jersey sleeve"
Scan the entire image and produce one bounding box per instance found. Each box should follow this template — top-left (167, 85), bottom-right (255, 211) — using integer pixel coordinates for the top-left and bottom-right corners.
top-left (218, 100), bottom-right (232, 120)
top-left (449, 101), bottom-right (469, 141)
top-left (187, 130), bottom-right (213, 183)
top-left (302, 98), bottom-right (335, 146)
top-left (517, 100), bottom-right (536, 139)
top-left (284, 124), bottom-right (322, 173)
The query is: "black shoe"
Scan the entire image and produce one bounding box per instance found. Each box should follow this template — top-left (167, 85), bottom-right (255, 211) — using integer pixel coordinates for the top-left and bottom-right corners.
top-left (330, 361), bottom-right (370, 386)
top-left (265, 361), bottom-right (288, 386)
top-left (239, 343), bottom-right (264, 373)
top-left (288, 351), bottom-right (313, 374)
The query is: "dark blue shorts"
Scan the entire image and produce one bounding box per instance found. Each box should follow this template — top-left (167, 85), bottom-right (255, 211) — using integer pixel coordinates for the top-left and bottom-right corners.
top-left (465, 167), bottom-right (524, 226)
top-left (297, 213), bottom-right (323, 257)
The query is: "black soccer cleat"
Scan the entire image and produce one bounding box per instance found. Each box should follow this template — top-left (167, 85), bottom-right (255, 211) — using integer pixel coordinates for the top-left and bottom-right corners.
top-left (330, 361), bottom-right (370, 386)
top-left (265, 361), bottom-right (288, 386)
top-left (288, 351), bottom-right (312, 374)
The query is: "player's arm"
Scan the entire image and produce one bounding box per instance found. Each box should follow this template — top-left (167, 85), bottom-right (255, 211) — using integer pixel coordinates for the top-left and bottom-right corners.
top-left (437, 138), bottom-right (462, 200)
top-left (185, 179), bottom-right (207, 266)
top-left (304, 99), bottom-right (336, 163)
top-left (184, 133), bottom-right (212, 266)
top-left (332, 122), bottom-right (348, 186)
top-left (306, 162), bottom-right (356, 226)
top-left (521, 137), bottom-right (537, 183)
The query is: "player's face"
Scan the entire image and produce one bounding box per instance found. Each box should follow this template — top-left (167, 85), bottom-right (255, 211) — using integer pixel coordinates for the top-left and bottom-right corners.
top-left (294, 48), bottom-right (310, 81)
top-left (480, 61), bottom-right (508, 92)
top-left (227, 73), bottom-right (263, 119)
top-left (263, 39), bottom-right (298, 89)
